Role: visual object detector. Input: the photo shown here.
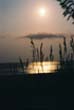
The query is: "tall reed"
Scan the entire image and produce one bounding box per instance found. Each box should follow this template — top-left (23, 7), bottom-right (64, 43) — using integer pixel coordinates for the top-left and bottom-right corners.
top-left (19, 57), bottom-right (24, 73)
top-left (30, 38), bottom-right (36, 62)
top-left (49, 45), bottom-right (54, 61)
top-left (40, 43), bottom-right (44, 62)
top-left (59, 44), bottom-right (63, 62)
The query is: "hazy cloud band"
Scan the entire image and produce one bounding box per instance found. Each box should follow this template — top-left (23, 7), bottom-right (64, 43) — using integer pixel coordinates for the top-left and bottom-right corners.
top-left (19, 33), bottom-right (65, 40)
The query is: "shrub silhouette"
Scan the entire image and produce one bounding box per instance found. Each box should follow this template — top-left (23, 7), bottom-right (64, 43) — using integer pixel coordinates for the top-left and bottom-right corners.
top-left (57, 0), bottom-right (74, 24)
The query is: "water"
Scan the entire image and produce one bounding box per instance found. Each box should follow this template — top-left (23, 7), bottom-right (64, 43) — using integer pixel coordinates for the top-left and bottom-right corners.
top-left (0, 61), bottom-right (60, 75)
top-left (26, 61), bottom-right (60, 74)
top-left (0, 61), bottom-right (73, 75)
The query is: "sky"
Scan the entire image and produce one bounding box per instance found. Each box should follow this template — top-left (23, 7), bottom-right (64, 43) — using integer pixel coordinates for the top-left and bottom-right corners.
top-left (0, 0), bottom-right (74, 37)
top-left (0, 0), bottom-right (74, 62)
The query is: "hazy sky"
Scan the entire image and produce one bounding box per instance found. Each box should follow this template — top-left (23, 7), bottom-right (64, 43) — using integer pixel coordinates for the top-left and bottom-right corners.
top-left (0, 0), bottom-right (74, 37)
top-left (0, 0), bottom-right (74, 62)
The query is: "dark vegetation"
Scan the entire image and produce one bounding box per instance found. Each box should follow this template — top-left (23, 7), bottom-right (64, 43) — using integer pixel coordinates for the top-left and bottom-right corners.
top-left (57, 0), bottom-right (74, 24)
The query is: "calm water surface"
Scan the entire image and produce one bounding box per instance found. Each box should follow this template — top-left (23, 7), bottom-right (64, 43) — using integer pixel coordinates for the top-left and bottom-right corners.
top-left (26, 61), bottom-right (60, 74)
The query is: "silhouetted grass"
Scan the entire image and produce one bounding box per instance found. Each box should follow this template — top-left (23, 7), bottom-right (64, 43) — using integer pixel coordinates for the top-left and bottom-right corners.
top-left (19, 36), bottom-right (74, 73)
top-left (49, 45), bottom-right (54, 61)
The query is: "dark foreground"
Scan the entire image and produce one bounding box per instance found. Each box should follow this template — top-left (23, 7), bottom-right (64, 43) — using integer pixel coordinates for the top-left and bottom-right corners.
top-left (0, 70), bottom-right (74, 110)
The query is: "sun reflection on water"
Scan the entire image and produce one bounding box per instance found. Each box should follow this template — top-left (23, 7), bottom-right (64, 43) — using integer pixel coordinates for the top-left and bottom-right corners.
top-left (26, 61), bottom-right (60, 74)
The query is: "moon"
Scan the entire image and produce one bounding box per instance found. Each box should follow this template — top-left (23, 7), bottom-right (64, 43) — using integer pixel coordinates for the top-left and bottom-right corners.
top-left (38, 7), bottom-right (46, 17)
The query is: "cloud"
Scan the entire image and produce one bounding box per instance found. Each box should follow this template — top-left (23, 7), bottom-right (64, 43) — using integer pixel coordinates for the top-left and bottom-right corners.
top-left (19, 33), bottom-right (65, 40)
